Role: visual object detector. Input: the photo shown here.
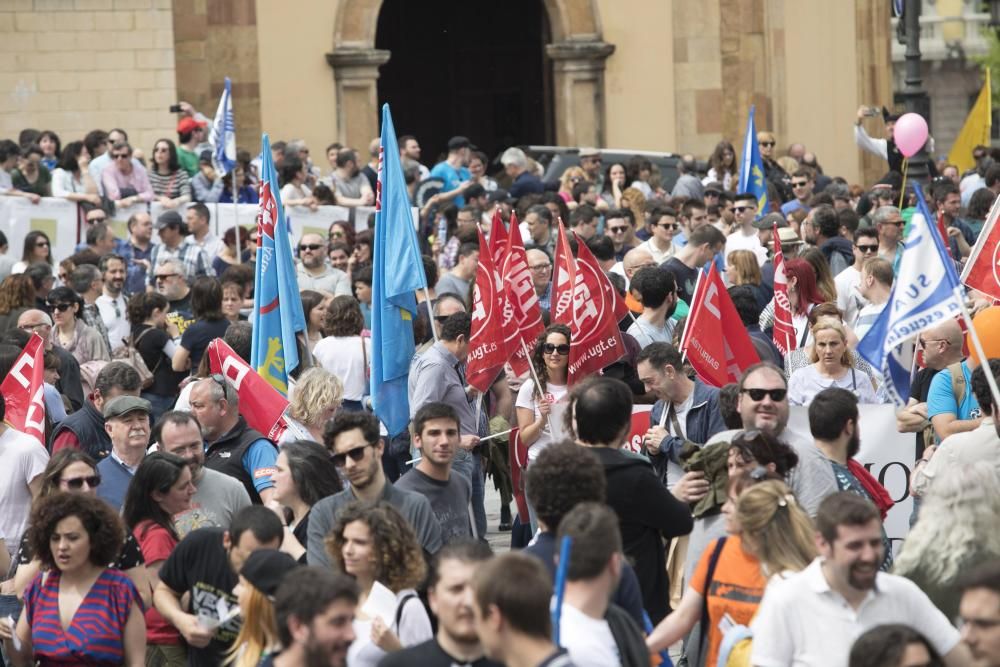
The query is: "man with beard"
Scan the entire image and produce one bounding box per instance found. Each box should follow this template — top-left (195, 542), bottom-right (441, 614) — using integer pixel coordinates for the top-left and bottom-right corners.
top-left (267, 566), bottom-right (359, 667)
top-left (306, 411), bottom-right (442, 567)
top-left (96, 253), bottom-right (130, 352)
top-left (751, 493), bottom-right (968, 667)
top-left (379, 541), bottom-right (501, 667)
top-left (809, 388), bottom-right (892, 571)
top-left (329, 148), bottom-right (375, 207)
top-left (296, 232), bottom-right (351, 296)
top-left (625, 267), bottom-right (678, 349)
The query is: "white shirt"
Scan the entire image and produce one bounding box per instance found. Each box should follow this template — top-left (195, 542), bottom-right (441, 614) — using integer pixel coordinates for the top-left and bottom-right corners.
top-left (516, 379), bottom-right (568, 461)
top-left (638, 238), bottom-right (675, 265)
top-left (559, 603), bottom-right (621, 667)
top-left (834, 265), bottom-right (866, 327)
top-left (193, 232), bottom-right (224, 261)
top-left (751, 558), bottom-right (960, 667)
top-left (911, 420), bottom-right (999, 496)
top-left (724, 228), bottom-right (767, 266)
top-left (313, 335), bottom-right (371, 401)
top-left (96, 293), bottom-right (130, 352)
top-left (0, 427), bottom-right (49, 555)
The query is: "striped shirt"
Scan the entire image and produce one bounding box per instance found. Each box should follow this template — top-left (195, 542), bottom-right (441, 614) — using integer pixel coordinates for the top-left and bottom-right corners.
top-left (148, 168), bottom-right (192, 200)
top-left (25, 568), bottom-right (142, 666)
top-left (147, 238), bottom-right (215, 286)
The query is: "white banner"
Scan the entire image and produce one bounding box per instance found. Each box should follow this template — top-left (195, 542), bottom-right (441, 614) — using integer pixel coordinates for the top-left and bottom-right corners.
top-left (0, 197), bottom-right (79, 264)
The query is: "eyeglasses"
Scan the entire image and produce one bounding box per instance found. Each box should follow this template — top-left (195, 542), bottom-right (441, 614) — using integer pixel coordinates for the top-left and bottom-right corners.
top-left (112, 153), bottom-right (130, 160)
top-left (50, 303), bottom-right (74, 313)
top-left (19, 322), bottom-right (50, 331)
top-left (35, 241), bottom-right (49, 247)
top-left (917, 338), bottom-right (950, 349)
top-left (61, 474), bottom-right (101, 490)
top-left (856, 244), bottom-right (879, 254)
top-left (331, 443), bottom-right (372, 468)
top-left (330, 230), bottom-right (345, 238)
top-left (758, 141), bottom-right (775, 148)
top-left (542, 343), bottom-right (570, 356)
top-left (740, 387), bottom-right (787, 402)
top-left (433, 315), bottom-right (451, 323)
top-left (154, 274), bottom-right (179, 282)
top-left (607, 226), bottom-right (629, 234)
top-left (791, 181), bottom-right (809, 188)
top-left (529, 263), bottom-right (551, 272)
top-left (704, 190), bottom-right (721, 197)
top-left (299, 244), bottom-right (324, 251)
top-left (657, 222), bottom-right (677, 230)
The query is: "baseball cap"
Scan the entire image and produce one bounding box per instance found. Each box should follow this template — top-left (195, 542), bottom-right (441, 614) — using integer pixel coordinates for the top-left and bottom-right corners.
top-left (177, 117), bottom-right (208, 134)
top-left (198, 150), bottom-right (212, 165)
top-left (240, 550), bottom-right (301, 599)
top-left (447, 136), bottom-right (471, 151)
top-left (103, 396), bottom-right (152, 419)
top-left (154, 210), bottom-right (183, 230)
top-left (487, 188), bottom-right (513, 205)
top-left (752, 212), bottom-right (788, 230)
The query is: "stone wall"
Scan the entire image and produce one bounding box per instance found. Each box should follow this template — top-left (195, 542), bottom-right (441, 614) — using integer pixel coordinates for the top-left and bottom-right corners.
top-left (0, 0), bottom-right (177, 156)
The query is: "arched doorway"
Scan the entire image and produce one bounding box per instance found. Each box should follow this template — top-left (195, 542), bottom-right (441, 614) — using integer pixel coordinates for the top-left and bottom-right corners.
top-left (326, 0), bottom-right (614, 157)
top-left (374, 0), bottom-right (552, 162)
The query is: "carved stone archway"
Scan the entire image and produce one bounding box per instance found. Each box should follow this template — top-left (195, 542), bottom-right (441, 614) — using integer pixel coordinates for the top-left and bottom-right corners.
top-left (326, 0), bottom-right (614, 150)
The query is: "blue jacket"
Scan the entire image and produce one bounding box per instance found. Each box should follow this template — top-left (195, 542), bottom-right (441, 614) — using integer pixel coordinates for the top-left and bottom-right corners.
top-left (650, 379), bottom-right (725, 461)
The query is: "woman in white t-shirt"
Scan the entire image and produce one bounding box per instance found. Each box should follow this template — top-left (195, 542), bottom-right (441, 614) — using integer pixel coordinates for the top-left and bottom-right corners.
top-left (313, 296), bottom-right (371, 411)
top-left (788, 320), bottom-right (879, 406)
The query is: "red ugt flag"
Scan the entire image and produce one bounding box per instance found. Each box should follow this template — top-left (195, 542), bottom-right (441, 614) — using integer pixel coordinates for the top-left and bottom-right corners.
top-left (552, 222), bottom-right (626, 383)
top-left (467, 227), bottom-right (517, 392)
top-left (771, 224), bottom-right (797, 354)
top-left (208, 338), bottom-right (289, 441)
top-left (961, 193), bottom-right (1000, 301)
top-left (500, 212), bottom-right (545, 377)
top-left (1, 333), bottom-right (46, 445)
top-left (680, 264), bottom-right (760, 387)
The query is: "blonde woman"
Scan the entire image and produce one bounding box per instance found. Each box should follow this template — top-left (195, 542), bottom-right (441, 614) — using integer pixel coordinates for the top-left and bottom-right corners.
top-left (787, 320), bottom-right (878, 406)
top-left (283, 367), bottom-right (344, 444)
top-left (727, 249), bottom-right (769, 311)
top-left (557, 166), bottom-right (587, 208)
top-left (226, 550), bottom-right (300, 667)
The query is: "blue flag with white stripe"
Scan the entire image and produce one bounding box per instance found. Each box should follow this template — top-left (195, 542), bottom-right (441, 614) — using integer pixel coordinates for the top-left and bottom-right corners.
top-left (857, 186), bottom-right (964, 405)
top-left (737, 105), bottom-right (768, 219)
top-left (210, 77), bottom-right (236, 175)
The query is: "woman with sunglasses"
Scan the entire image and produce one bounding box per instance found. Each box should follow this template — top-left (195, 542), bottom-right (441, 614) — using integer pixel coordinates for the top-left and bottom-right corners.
top-left (48, 285), bottom-right (111, 366)
top-left (516, 324), bottom-right (571, 530)
top-left (0, 493), bottom-right (146, 667)
top-left (326, 502), bottom-right (432, 667)
top-left (647, 475), bottom-right (815, 666)
top-left (12, 230), bottom-right (53, 275)
top-left (6, 450), bottom-right (150, 603)
top-left (267, 439), bottom-right (342, 562)
top-left (123, 453), bottom-right (196, 667)
top-left (788, 320), bottom-right (879, 406)
top-left (558, 166), bottom-right (587, 209)
top-left (314, 295), bottom-right (370, 412)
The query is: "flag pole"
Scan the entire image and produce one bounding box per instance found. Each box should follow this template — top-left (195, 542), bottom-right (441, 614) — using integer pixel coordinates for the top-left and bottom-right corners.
top-left (233, 171), bottom-right (241, 264)
top-left (954, 287), bottom-right (1000, 412)
top-left (898, 158), bottom-right (909, 210)
top-left (426, 284), bottom-right (440, 343)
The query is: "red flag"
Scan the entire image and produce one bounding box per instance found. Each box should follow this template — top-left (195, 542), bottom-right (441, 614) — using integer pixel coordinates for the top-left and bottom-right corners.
top-left (680, 264), bottom-right (760, 387)
top-left (552, 222), bottom-right (626, 383)
top-left (772, 224), bottom-right (797, 354)
top-left (1, 333), bottom-right (46, 445)
top-left (467, 228), bottom-right (517, 392)
top-left (487, 208), bottom-right (508, 263)
top-left (500, 214), bottom-right (545, 376)
top-left (208, 338), bottom-right (289, 441)
top-left (961, 194), bottom-right (1000, 301)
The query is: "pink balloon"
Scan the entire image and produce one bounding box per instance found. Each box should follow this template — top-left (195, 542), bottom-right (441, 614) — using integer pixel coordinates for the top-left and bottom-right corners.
top-left (893, 113), bottom-right (929, 158)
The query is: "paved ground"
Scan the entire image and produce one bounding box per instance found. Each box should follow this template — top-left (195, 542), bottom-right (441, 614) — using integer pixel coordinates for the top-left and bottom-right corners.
top-left (483, 478), bottom-right (512, 552)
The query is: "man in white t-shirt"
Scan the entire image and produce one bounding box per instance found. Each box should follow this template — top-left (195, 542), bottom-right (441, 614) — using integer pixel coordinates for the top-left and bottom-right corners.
top-left (751, 492), bottom-right (969, 667)
top-left (852, 256), bottom-right (893, 341)
top-left (637, 207), bottom-right (678, 265)
top-left (724, 192), bottom-right (767, 265)
top-left (0, 419), bottom-right (49, 557)
top-left (556, 503), bottom-right (649, 667)
top-left (835, 229), bottom-right (877, 326)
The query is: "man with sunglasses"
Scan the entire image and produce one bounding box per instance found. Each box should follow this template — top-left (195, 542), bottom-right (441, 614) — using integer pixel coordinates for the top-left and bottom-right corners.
top-left (835, 228), bottom-right (879, 326)
top-left (637, 207), bottom-right (678, 265)
top-left (872, 205), bottom-right (905, 272)
top-left (148, 210), bottom-right (213, 291)
top-left (736, 362), bottom-right (837, 517)
top-left (578, 148), bottom-right (603, 189)
top-left (780, 168), bottom-right (815, 217)
top-left (724, 193), bottom-right (767, 266)
top-left (604, 209), bottom-right (636, 262)
top-left (295, 232), bottom-right (351, 296)
top-left (307, 411), bottom-right (442, 567)
top-left (100, 141), bottom-right (153, 206)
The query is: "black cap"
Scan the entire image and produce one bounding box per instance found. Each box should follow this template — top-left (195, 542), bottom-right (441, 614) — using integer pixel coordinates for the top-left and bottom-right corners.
top-left (154, 210), bottom-right (183, 230)
top-left (487, 188), bottom-right (512, 204)
top-left (240, 550), bottom-right (301, 599)
top-left (447, 136), bottom-right (471, 151)
top-left (198, 149), bottom-right (212, 164)
top-left (752, 212), bottom-right (788, 230)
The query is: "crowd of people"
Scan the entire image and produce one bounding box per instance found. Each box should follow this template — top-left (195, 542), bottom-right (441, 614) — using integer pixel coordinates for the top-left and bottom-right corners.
top-left (0, 99), bottom-right (998, 667)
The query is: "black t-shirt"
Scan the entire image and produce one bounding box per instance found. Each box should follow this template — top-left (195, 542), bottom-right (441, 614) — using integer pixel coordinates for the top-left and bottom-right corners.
top-left (662, 257), bottom-right (699, 305)
top-left (180, 318), bottom-right (231, 371)
top-left (377, 639), bottom-right (504, 667)
top-left (133, 324), bottom-right (185, 397)
top-left (167, 293), bottom-right (195, 335)
top-left (158, 527), bottom-right (240, 667)
top-left (910, 366), bottom-right (939, 457)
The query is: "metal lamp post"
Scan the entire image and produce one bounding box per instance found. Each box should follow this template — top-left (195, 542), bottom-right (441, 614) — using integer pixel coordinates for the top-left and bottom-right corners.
top-left (900, 0), bottom-right (931, 179)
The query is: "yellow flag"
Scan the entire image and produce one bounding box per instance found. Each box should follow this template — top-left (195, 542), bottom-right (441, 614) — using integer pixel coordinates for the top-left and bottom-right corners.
top-left (948, 69), bottom-right (991, 173)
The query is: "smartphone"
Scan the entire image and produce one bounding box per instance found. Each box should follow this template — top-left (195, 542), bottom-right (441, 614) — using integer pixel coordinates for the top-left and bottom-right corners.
top-left (863, 106), bottom-right (880, 117)
top-left (169, 104), bottom-right (183, 113)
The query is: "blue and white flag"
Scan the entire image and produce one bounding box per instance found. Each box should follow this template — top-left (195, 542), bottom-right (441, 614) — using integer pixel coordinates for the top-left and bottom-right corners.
top-left (857, 186), bottom-right (965, 405)
top-left (737, 105), bottom-right (768, 219)
top-left (210, 77), bottom-right (236, 175)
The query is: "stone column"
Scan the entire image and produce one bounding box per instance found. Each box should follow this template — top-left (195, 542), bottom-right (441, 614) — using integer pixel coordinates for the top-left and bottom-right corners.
top-left (325, 48), bottom-right (391, 149)
top-left (546, 41), bottom-right (615, 148)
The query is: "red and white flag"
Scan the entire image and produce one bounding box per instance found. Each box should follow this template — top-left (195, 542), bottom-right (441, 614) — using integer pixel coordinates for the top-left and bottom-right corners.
top-left (961, 193), bottom-right (1000, 301)
top-left (772, 224), bottom-right (797, 355)
top-left (467, 228), bottom-right (518, 392)
top-left (208, 338), bottom-right (289, 441)
top-left (500, 212), bottom-right (545, 376)
top-left (680, 264), bottom-right (760, 387)
top-left (552, 222), bottom-right (626, 383)
top-left (1, 333), bottom-right (46, 445)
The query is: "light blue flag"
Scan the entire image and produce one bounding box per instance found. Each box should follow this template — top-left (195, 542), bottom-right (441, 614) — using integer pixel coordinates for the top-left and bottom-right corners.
top-left (857, 186), bottom-right (964, 405)
top-left (371, 103), bottom-right (427, 436)
top-left (209, 77), bottom-right (236, 175)
top-left (251, 133), bottom-right (305, 396)
top-left (737, 106), bottom-right (768, 219)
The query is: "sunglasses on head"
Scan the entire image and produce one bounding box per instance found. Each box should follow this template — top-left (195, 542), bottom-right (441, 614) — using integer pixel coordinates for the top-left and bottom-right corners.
top-left (331, 443), bottom-right (371, 468)
top-left (741, 388), bottom-right (787, 402)
top-left (62, 474), bottom-right (101, 490)
top-left (299, 244), bottom-right (324, 251)
top-left (542, 343), bottom-right (570, 355)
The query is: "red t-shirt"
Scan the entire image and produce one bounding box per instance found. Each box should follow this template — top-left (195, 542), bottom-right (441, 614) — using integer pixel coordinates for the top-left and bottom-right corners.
top-left (133, 520), bottom-right (182, 645)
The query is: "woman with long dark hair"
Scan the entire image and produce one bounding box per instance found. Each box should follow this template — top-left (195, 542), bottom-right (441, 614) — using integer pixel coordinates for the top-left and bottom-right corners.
top-left (128, 292), bottom-right (182, 423)
top-left (12, 230), bottom-right (53, 274)
top-left (148, 139), bottom-right (191, 209)
top-left (51, 141), bottom-right (103, 207)
top-left (704, 141), bottom-right (738, 191)
top-left (123, 452), bottom-right (195, 667)
top-left (299, 290), bottom-right (329, 352)
top-left (172, 277), bottom-right (230, 373)
top-left (0, 274), bottom-right (36, 332)
top-left (267, 440), bottom-right (342, 562)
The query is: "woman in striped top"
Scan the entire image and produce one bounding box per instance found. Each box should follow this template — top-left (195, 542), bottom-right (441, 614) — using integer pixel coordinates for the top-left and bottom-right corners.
top-left (149, 139), bottom-right (192, 209)
top-left (0, 492), bottom-right (145, 667)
